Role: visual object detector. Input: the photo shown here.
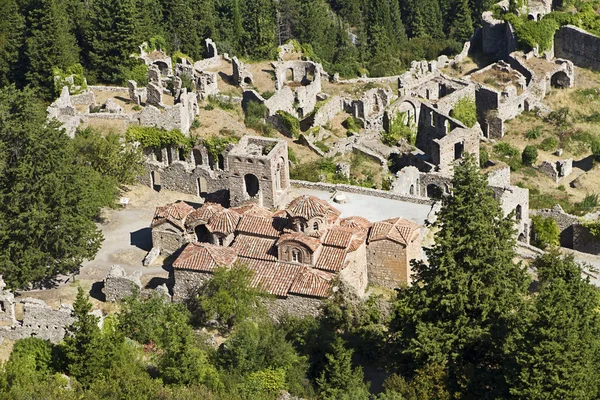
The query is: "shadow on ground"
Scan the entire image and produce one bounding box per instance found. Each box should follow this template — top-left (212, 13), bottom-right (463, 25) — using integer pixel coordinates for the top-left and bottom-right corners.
top-left (145, 276), bottom-right (170, 290)
top-left (130, 227), bottom-right (152, 251)
top-left (574, 155), bottom-right (594, 172)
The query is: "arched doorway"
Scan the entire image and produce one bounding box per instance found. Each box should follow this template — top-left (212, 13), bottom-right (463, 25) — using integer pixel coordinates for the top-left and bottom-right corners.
top-left (195, 225), bottom-right (209, 242)
top-left (427, 184), bottom-right (443, 199)
top-left (196, 177), bottom-right (207, 197)
top-left (244, 174), bottom-right (260, 197)
top-left (551, 71), bottom-right (571, 89)
top-left (193, 149), bottom-right (203, 166)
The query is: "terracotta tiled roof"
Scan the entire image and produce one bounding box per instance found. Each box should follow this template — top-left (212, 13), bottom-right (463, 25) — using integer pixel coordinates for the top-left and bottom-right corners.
top-left (232, 235), bottom-right (278, 261)
top-left (236, 215), bottom-right (286, 238)
top-left (152, 202), bottom-right (195, 229)
top-left (289, 266), bottom-right (335, 298)
top-left (173, 243), bottom-right (238, 272)
top-left (347, 230), bottom-right (368, 252)
top-left (322, 228), bottom-right (355, 248)
top-left (206, 209), bottom-right (241, 235)
top-left (186, 203), bottom-right (224, 226)
top-left (315, 246), bottom-right (348, 272)
top-left (368, 217), bottom-right (421, 246)
top-left (242, 258), bottom-right (301, 297)
top-left (340, 216), bottom-right (372, 231)
top-left (285, 195), bottom-right (341, 223)
top-left (277, 233), bottom-right (322, 252)
top-left (231, 203), bottom-right (273, 218)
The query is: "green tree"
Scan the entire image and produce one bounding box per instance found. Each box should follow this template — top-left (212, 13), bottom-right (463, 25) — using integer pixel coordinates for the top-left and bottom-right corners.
top-left (450, 0), bottom-right (474, 42)
top-left (0, 87), bottom-right (103, 289)
top-left (25, 0), bottom-right (79, 97)
top-left (522, 144), bottom-right (538, 166)
top-left (391, 154), bottom-right (529, 398)
top-left (0, 0), bottom-right (25, 88)
top-left (316, 337), bottom-right (370, 400)
top-left (242, 0), bottom-right (277, 58)
top-left (449, 97), bottom-right (477, 127)
top-left (87, 0), bottom-right (138, 83)
top-left (197, 263), bottom-right (266, 328)
top-left (509, 251), bottom-right (600, 398)
top-left (531, 215), bottom-right (560, 249)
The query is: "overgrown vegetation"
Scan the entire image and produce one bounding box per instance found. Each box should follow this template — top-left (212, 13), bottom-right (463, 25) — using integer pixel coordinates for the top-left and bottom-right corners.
top-left (342, 117), bottom-right (363, 134)
top-left (276, 110), bottom-right (300, 138)
top-left (449, 97), bottom-right (477, 128)
top-left (126, 126), bottom-right (194, 151)
top-left (245, 100), bottom-right (273, 135)
top-left (531, 215), bottom-right (560, 249)
top-left (201, 134), bottom-right (240, 160)
top-left (382, 111), bottom-right (417, 146)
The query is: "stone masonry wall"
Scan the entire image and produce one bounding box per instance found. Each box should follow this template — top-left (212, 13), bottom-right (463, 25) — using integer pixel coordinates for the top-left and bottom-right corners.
top-left (266, 295), bottom-right (324, 320)
top-left (103, 265), bottom-right (142, 302)
top-left (367, 240), bottom-right (409, 288)
top-left (172, 269), bottom-right (212, 303)
top-left (339, 243), bottom-right (368, 296)
top-left (530, 206), bottom-right (579, 248)
top-left (555, 26), bottom-right (600, 71)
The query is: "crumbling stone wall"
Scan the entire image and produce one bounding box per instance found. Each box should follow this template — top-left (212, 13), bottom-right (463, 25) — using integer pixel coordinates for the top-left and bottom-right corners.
top-left (573, 224), bottom-right (600, 255)
top-left (194, 39), bottom-right (222, 71)
top-left (353, 88), bottom-right (395, 130)
top-left (531, 205), bottom-right (579, 248)
top-left (491, 185), bottom-right (530, 242)
top-left (172, 269), bottom-right (212, 303)
top-left (103, 265), bottom-right (142, 302)
top-left (538, 159), bottom-right (573, 183)
top-left (481, 10), bottom-right (517, 58)
top-left (232, 57), bottom-right (253, 86)
top-left (339, 244), bottom-right (368, 296)
top-left (266, 295), bottom-right (324, 320)
top-left (391, 166), bottom-right (422, 197)
top-left (197, 71), bottom-right (219, 100)
top-left (555, 25), bottom-right (600, 71)
top-left (272, 60), bottom-right (323, 118)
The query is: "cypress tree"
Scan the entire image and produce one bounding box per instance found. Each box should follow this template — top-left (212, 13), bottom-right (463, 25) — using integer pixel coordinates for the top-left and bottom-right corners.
top-left (24, 0), bottom-right (79, 97)
top-left (391, 154), bottom-right (529, 398)
top-left (509, 251), bottom-right (600, 398)
top-left (451, 0), bottom-right (474, 42)
top-left (168, 0), bottom-right (202, 59)
top-left (242, 0), bottom-right (277, 59)
top-left (87, 0), bottom-right (138, 83)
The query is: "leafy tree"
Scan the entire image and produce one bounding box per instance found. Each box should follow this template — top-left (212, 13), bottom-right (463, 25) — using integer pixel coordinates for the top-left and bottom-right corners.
top-left (316, 336), bottom-right (370, 400)
top-left (391, 154), bottom-right (529, 398)
top-left (196, 263), bottom-right (266, 328)
top-left (24, 0), bottom-right (79, 98)
top-left (531, 215), bottom-right (560, 249)
top-left (509, 251), bottom-right (600, 398)
top-left (0, 87), bottom-right (103, 289)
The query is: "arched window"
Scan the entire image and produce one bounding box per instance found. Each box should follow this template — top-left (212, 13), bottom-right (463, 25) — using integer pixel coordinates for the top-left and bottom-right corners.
top-left (218, 236), bottom-right (224, 246)
top-left (313, 222), bottom-right (319, 231)
top-left (516, 205), bottom-right (522, 221)
top-left (292, 249), bottom-right (301, 263)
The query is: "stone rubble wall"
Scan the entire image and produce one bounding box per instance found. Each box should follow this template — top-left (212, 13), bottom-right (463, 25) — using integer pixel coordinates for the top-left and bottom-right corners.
top-left (311, 96), bottom-right (346, 128)
top-left (70, 91), bottom-right (96, 107)
top-left (266, 295), bottom-right (324, 320)
top-left (172, 269), bottom-right (212, 303)
top-left (103, 265), bottom-right (143, 302)
top-left (290, 180), bottom-right (434, 205)
top-left (530, 206), bottom-right (579, 248)
top-left (88, 85), bottom-right (129, 92)
top-left (555, 25), bottom-right (600, 71)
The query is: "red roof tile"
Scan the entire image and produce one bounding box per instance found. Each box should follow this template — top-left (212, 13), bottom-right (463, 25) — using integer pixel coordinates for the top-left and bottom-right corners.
top-left (277, 233), bottom-right (322, 252)
top-left (152, 202), bottom-right (195, 229)
top-left (231, 203), bottom-right (273, 218)
top-left (236, 215), bottom-right (286, 238)
top-left (315, 246), bottom-right (348, 272)
top-left (206, 209), bottom-right (241, 235)
top-left (173, 243), bottom-right (238, 272)
top-left (340, 216), bottom-right (372, 231)
top-left (186, 203), bottom-right (224, 226)
top-left (242, 258), bottom-right (301, 297)
top-left (285, 195), bottom-right (341, 223)
top-left (232, 235), bottom-right (278, 261)
top-left (322, 228), bottom-right (354, 248)
top-left (368, 217), bottom-right (421, 245)
top-left (347, 230), bottom-right (368, 252)
top-left (289, 266), bottom-right (335, 298)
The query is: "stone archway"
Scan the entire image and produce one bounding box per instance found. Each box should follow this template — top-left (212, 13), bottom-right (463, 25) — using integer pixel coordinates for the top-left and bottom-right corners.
top-left (551, 71), bottom-right (571, 89)
top-left (244, 174), bottom-right (260, 197)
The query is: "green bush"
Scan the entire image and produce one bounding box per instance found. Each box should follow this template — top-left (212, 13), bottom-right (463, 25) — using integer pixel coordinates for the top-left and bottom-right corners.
top-left (525, 126), bottom-right (542, 140)
top-left (592, 139), bottom-right (600, 162)
top-left (314, 141), bottom-right (329, 153)
top-left (53, 64), bottom-right (88, 95)
top-left (383, 112), bottom-right (417, 146)
top-left (522, 145), bottom-right (538, 166)
top-left (342, 117), bottom-right (363, 134)
top-left (480, 149), bottom-right (489, 167)
top-left (538, 137), bottom-right (559, 151)
top-left (121, 62), bottom-right (149, 86)
top-left (201, 134), bottom-right (240, 160)
top-left (450, 97), bottom-right (477, 128)
top-left (245, 100), bottom-right (273, 135)
top-left (584, 220), bottom-right (600, 239)
top-left (531, 215), bottom-right (560, 249)
top-left (504, 13), bottom-right (560, 53)
top-left (208, 95), bottom-right (235, 111)
top-left (276, 110), bottom-right (300, 138)
top-left (126, 126), bottom-right (193, 150)
top-left (494, 142), bottom-right (519, 157)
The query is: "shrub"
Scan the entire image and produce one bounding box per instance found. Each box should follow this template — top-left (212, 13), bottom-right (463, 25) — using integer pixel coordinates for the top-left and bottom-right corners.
top-left (504, 13), bottom-right (559, 53)
top-left (276, 110), bottom-right (300, 138)
top-left (261, 91), bottom-right (275, 99)
top-left (191, 119), bottom-right (201, 129)
top-left (208, 95), bottom-right (235, 111)
top-left (126, 126), bottom-right (193, 150)
top-left (121, 62), bottom-right (148, 86)
top-left (592, 139), bottom-right (600, 162)
top-left (201, 134), bottom-right (240, 160)
top-left (584, 220), bottom-right (600, 239)
top-left (531, 215), bottom-right (560, 249)
top-left (315, 141), bottom-right (329, 153)
top-left (383, 112), bottom-right (417, 146)
top-left (538, 137), bottom-right (558, 151)
top-left (494, 142), bottom-right (519, 157)
top-left (245, 100), bottom-right (273, 135)
top-left (53, 64), bottom-right (88, 95)
top-left (342, 117), bottom-right (363, 134)
top-left (522, 145), bottom-right (538, 166)
top-left (450, 97), bottom-right (477, 128)
top-left (480, 149), bottom-right (489, 167)
top-left (525, 126), bottom-right (542, 140)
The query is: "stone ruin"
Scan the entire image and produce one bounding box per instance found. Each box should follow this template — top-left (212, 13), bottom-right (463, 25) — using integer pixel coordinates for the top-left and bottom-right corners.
top-left (139, 44), bottom-right (173, 76)
top-left (232, 56), bottom-right (254, 87)
top-left (103, 265), bottom-right (142, 302)
top-left (194, 38), bottom-right (221, 71)
top-left (539, 159), bottom-right (573, 183)
top-left (196, 71), bottom-right (219, 100)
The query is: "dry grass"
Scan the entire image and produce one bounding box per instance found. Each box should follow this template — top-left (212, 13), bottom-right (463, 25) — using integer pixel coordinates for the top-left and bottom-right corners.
top-left (471, 67), bottom-right (523, 93)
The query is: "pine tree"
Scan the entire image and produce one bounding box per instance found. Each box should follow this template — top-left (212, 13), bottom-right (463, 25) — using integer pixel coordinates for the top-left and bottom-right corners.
top-left (451, 0), bottom-right (474, 42)
top-left (24, 0), bottom-right (79, 97)
top-left (509, 251), bottom-right (600, 398)
top-left (391, 154), bottom-right (530, 398)
top-left (316, 337), bottom-right (371, 400)
top-left (87, 0), bottom-right (138, 83)
top-left (242, 0), bottom-right (277, 59)
top-left (0, 87), bottom-right (103, 289)
top-left (168, 0), bottom-right (202, 59)
top-left (134, 0), bottom-right (165, 47)
top-left (0, 0), bottom-right (25, 88)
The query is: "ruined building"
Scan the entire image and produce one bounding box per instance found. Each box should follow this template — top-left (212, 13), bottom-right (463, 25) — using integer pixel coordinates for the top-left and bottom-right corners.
top-left (150, 194), bottom-right (421, 316)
